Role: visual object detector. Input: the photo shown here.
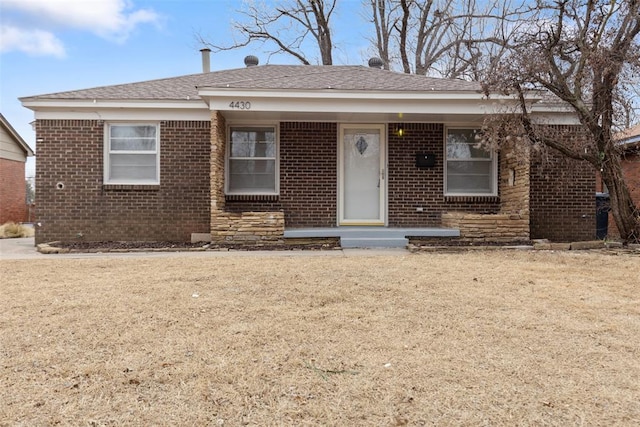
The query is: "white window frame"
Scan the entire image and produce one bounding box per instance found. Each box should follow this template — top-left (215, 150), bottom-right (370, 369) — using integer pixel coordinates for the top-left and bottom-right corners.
top-left (225, 123), bottom-right (279, 195)
top-left (104, 122), bottom-right (160, 185)
top-left (444, 126), bottom-right (497, 196)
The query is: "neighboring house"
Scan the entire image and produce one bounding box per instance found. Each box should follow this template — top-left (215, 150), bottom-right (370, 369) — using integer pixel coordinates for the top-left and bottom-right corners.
top-left (0, 113), bottom-right (34, 224)
top-left (597, 124), bottom-right (640, 238)
top-left (20, 54), bottom-right (595, 247)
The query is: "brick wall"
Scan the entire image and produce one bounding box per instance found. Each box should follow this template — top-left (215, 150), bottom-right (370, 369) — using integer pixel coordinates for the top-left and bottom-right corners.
top-left (279, 122), bottom-right (337, 227)
top-left (0, 158), bottom-right (27, 223)
top-left (388, 123), bottom-right (500, 227)
top-left (599, 150), bottom-right (640, 238)
top-left (529, 136), bottom-right (595, 242)
top-left (35, 119), bottom-right (211, 243)
top-left (617, 151), bottom-right (640, 230)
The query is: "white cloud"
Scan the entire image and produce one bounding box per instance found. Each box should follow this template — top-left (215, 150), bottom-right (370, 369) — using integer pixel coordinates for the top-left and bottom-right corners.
top-left (2, 0), bottom-right (160, 46)
top-left (0, 25), bottom-right (66, 57)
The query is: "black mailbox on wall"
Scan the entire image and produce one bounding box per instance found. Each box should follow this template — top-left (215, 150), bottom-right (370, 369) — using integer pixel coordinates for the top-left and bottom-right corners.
top-left (416, 152), bottom-right (436, 168)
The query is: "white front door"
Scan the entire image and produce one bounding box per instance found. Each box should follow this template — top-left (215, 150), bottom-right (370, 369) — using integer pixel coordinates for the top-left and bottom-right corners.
top-left (339, 124), bottom-right (386, 225)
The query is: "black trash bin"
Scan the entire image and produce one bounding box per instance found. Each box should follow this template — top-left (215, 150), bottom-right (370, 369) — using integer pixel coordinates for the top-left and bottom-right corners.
top-left (596, 192), bottom-right (610, 239)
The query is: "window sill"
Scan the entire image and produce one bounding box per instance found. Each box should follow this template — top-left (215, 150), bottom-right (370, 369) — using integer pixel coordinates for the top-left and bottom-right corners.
top-left (225, 194), bottom-right (279, 202)
top-left (103, 184), bottom-right (160, 191)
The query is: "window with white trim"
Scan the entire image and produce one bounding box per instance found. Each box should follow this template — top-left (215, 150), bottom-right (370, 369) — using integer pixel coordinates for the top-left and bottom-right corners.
top-left (445, 128), bottom-right (496, 195)
top-left (105, 124), bottom-right (159, 184)
top-left (227, 126), bottom-right (277, 194)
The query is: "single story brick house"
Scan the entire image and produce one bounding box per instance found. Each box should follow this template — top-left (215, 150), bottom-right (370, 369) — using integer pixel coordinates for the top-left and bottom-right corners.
top-left (0, 113), bottom-right (34, 224)
top-left (20, 55), bottom-right (595, 247)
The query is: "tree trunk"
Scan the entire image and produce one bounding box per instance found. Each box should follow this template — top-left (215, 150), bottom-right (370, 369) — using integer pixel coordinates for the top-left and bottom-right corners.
top-left (398, 0), bottom-right (411, 73)
top-left (600, 155), bottom-right (640, 243)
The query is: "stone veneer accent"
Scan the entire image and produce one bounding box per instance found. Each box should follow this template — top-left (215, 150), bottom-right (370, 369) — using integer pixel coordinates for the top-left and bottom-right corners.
top-left (211, 212), bottom-right (285, 241)
top-left (442, 139), bottom-right (531, 242)
top-left (209, 111), bottom-right (284, 243)
top-left (441, 212), bottom-right (530, 242)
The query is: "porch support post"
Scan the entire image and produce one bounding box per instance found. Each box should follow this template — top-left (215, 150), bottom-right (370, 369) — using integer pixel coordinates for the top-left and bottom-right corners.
top-left (210, 110), bottom-right (226, 213)
top-left (499, 141), bottom-right (530, 218)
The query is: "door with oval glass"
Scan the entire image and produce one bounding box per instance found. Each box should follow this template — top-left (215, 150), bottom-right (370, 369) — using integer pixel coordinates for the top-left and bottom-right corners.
top-left (339, 124), bottom-right (386, 225)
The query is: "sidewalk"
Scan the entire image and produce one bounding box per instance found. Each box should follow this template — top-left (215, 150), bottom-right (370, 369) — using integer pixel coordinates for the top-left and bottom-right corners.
top-left (0, 237), bottom-right (45, 260)
top-left (0, 237), bottom-right (410, 260)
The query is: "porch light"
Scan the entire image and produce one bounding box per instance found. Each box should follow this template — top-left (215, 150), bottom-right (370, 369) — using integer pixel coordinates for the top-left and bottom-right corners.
top-left (396, 124), bottom-right (405, 137)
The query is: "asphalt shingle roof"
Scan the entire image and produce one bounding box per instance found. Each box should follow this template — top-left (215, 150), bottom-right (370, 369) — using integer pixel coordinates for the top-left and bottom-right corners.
top-left (20, 65), bottom-right (482, 102)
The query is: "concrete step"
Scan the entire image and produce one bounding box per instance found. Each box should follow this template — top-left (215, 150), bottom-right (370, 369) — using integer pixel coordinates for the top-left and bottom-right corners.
top-left (340, 237), bottom-right (409, 248)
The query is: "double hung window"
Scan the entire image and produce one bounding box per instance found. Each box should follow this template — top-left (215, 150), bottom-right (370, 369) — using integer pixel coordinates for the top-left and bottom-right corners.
top-left (227, 126), bottom-right (277, 194)
top-left (445, 128), bottom-right (496, 195)
top-left (105, 124), bottom-right (159, 184)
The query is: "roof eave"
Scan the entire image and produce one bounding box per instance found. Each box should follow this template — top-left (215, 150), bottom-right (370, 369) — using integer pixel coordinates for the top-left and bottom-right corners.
top-left (21, 98), bottom-right (207, 111)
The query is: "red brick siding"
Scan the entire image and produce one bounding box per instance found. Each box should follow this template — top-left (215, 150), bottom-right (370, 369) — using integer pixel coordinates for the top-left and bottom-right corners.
top-left (0, 158), bottom-right (27, 223)
top-left (279, 122), bottom-right (337, 227)
top-left (387, 123), bottom-right (499, 227)
top-left (599, 150), bottom-right (640, 237)
top-left (530, 143), bottom-right (595, 241)
top-left (621, 151), bottom-right (640, 206)
top-left (596, 152), bottom-right (640, 200)
top-left (34, 120), bottom-right (210, 243)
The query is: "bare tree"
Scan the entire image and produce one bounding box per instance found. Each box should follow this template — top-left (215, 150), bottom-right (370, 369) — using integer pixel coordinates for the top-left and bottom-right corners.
top-left (483, 0), bottom-right (640, 243)
top-left (366, 0), bottom-right (517, 78)
top-left (199, 0), bottom-right (336, 65)
top-left (368, 0), bottom-right (398, 69)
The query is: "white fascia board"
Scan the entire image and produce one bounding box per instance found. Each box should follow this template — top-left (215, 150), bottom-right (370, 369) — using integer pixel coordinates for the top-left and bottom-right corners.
top-left (529, 102), bottom-right (575, 113)
top-left (201, 89), bottom-right (521, 116)
top-left (21, 99), bottom-right (207, 111)
top-left (530, 113), bottom-right (581, 125)
top-left (32, 108), bottom-right (211, 121)
top-left (22, 99), bottom-right (211, 121)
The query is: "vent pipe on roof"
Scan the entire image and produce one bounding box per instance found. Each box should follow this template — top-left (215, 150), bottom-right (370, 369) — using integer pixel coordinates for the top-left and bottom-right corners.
top-left (200, 48), bottom-right (211, 73)
top-left (244, 55), bottom-right (259, 67)
top-left (368, 57), bottom-right (384, 69)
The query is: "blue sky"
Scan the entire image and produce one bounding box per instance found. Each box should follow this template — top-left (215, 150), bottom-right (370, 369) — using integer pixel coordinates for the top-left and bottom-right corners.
top-left (0, 0), bottom-right (370, 177)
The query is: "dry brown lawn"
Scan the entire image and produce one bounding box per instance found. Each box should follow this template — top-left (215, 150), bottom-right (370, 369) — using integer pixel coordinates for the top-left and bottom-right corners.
top-left (1, 250), bottom-right (639, 426)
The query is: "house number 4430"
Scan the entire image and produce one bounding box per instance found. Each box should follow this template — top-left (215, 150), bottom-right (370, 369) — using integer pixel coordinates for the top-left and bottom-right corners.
top-left (229, 101), bottom-right (251, 110)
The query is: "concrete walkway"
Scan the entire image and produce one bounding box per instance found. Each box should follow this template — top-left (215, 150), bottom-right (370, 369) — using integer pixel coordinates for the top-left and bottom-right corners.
top-left (0, 237), bottom-right (46, 260)
top-left (0, 237), bottom-right (411, 260)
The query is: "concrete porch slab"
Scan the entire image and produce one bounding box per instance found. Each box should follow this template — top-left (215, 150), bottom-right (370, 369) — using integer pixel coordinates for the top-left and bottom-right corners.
top-left (284, 227), bottom-right (460, 248)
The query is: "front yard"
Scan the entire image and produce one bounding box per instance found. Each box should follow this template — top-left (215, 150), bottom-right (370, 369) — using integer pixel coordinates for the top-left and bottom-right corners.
top-left (1, 250), bottom-right (639, 425)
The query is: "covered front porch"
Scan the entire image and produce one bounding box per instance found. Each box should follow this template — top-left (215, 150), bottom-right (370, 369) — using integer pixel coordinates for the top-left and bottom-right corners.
top-left (203, 71), bottom-right (533, 248)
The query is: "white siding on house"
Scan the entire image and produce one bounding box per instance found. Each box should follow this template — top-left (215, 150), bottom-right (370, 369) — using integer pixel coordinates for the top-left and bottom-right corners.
top-left (0, 125), bottom-right (28, 162)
